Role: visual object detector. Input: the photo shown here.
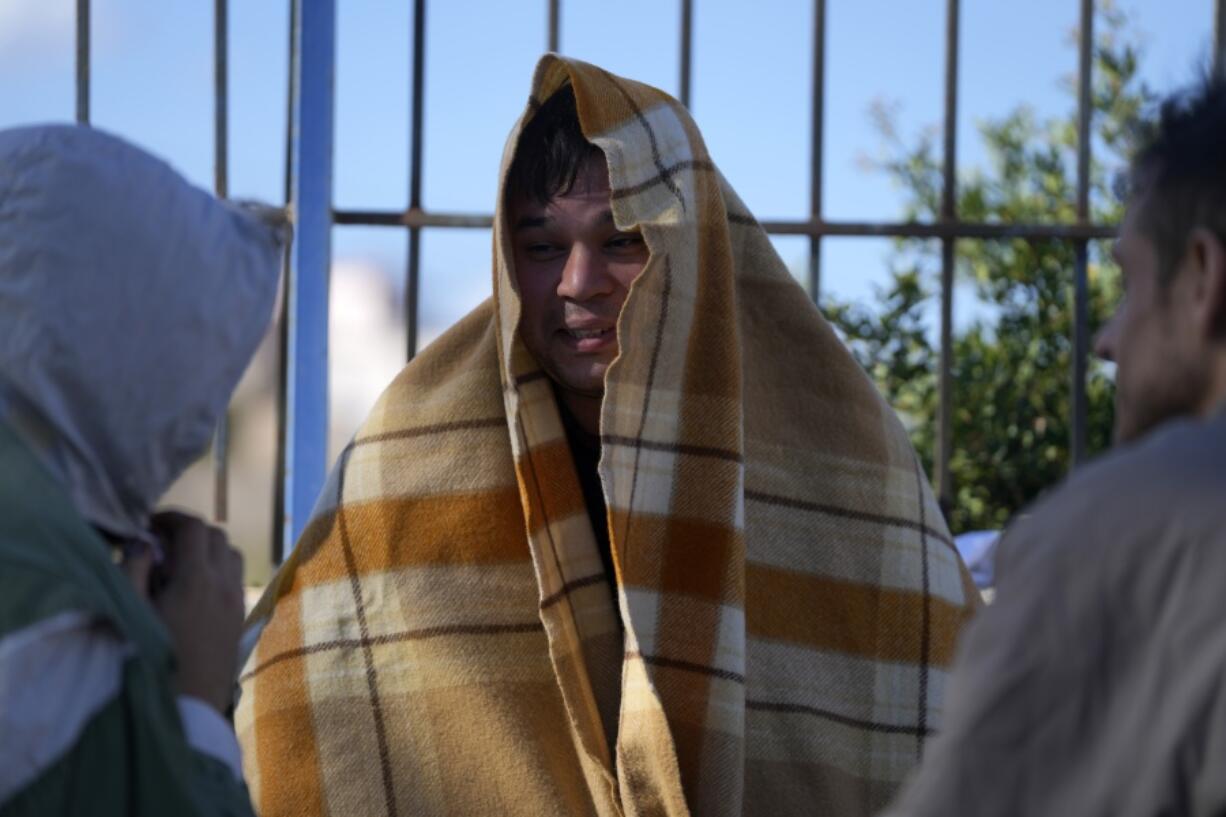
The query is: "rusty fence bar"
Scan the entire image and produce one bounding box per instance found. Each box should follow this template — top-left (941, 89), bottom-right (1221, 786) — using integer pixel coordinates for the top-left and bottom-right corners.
top-left (809, 0), bottom-right (826, 300)
top-left (935, 0), bottom-right (960, 511)
top-left (76, 0), bottom-right (90, 124)
top-left (549, 0), bottom-right (560, 52)
top-left (679, 0), bottom-right (693, 108)
top-left (1071, 0), bottom-right (1094, 467)
top-left (406, 0), bottom-right (427, 360)
top-left (333, 209), bottom-right (1118, 240)
top-left (1217, 0), bottom-right (1225, 75)
top-left (213, 0), bottom-right (231, 523)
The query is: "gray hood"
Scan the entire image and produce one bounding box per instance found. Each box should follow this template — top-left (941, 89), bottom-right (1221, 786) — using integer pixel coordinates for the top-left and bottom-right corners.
top-left (0, 125), bottom-right (283, 541)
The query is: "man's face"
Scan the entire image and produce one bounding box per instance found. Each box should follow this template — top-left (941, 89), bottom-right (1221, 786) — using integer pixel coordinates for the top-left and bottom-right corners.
top-left (1094, 198), bottom-right (1209, 442)
top-left (510, 155), bottom-right (649, 397)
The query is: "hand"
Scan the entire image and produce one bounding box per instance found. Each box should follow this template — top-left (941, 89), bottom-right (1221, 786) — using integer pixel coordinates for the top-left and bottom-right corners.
top-left (148, 511), bottom-right (246, 715)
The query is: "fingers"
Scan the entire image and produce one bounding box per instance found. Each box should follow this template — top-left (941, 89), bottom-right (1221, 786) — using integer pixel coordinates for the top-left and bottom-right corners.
top-left (226, 543), bottom-right (245, 590)
top-left (119, 544), bottom-right (154, 600)
top-left (206, 524), bottom-right (244, 593)
top-left (150, 511), bottom-right (245, 593)
top-left (151, 511), bottom-right (211, 576)
top-left (147, 511), bottom-right (248, 715)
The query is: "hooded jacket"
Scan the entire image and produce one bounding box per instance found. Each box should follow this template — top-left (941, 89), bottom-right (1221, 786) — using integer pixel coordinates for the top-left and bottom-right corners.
top-left (0, 125), bottom-right (282, 815)
top-left (238, 57), bottom-right (977, 817)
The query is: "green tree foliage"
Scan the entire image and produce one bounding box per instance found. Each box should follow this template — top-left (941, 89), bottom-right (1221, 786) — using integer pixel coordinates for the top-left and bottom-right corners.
top-left (824, 6), bottom-right (1153, 533)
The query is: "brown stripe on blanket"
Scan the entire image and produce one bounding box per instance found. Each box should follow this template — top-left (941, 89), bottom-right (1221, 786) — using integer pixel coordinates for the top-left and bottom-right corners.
top-left (628, 651), bottom-right (746, 684)
top-left (602, 434), bottom-right (743, 463)
top-left (351, 417), bottom-right (506, 450)
top-left (745, 562), bottom-right (964, 667)
top-left (745, 699), bottom-right (933, 737)
top-left (334, 446), bottom-right (400, 817)
top-left (539, 573), bottom-right (608, 610)
top-left (744, 489), bottom-right (955, 551)
top-left (610, 159), bottom-right (717, 200)
top-left (240, 621), bottom-right (547, 683)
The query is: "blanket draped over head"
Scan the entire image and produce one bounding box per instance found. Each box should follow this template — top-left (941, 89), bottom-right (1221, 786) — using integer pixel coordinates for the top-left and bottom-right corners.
top-left (237, 56), bottom-right (977, 817)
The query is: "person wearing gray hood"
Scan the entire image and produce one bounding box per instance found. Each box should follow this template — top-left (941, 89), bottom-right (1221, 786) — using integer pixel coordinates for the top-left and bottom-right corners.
top-left (0, 126), bottom-right (283, 816)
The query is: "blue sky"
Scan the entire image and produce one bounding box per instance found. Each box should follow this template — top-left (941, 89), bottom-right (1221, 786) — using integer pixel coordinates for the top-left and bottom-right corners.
top-left (0, 0), bottom-right (1215, 350)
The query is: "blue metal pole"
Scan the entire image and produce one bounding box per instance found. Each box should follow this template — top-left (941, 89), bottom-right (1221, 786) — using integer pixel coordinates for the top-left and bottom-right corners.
top-left (282, 0), bottom-right (335, 551)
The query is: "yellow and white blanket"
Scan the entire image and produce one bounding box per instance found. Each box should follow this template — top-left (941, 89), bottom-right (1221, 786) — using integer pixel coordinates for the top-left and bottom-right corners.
top-left (237, 56), bottom-right (977, 817)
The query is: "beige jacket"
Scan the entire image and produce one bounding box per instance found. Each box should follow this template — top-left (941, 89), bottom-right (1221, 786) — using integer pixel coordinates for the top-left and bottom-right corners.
top-left (887, 409), bottom-right (1226, 817)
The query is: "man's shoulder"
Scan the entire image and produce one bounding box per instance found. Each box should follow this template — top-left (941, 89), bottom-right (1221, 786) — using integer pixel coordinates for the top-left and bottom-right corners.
top-left (1065, 412), bottom-right (1226, 510)
top-left (999, 412), bottom-right (1226, 583)
top-left (353, 297), bottom-right (502, 438)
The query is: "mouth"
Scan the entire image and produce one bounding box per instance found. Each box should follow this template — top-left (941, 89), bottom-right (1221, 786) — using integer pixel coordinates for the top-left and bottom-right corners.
top-left (559, 325), bottom-right (616, 353)
top-left (565, 326), bottom-right (613, 340)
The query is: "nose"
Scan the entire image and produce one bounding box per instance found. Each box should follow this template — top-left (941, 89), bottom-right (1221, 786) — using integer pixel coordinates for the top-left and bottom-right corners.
top-left (1094, 312), bottom-right (1118, 363)
top-left (557, 243), bottom-right (614, 302)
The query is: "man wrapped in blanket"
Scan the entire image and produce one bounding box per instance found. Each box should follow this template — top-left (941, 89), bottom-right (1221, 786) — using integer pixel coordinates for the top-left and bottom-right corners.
top-left (238, 57), bottom-right (977, 817)
top-left (0, 126), bottom-right (283, 816)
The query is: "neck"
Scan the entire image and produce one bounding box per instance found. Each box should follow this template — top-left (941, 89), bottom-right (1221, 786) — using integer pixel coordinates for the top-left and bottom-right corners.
top-left (557, 388), bottom-right (602, 437)
top-left (1200, 353), bottom-right (1226, 420)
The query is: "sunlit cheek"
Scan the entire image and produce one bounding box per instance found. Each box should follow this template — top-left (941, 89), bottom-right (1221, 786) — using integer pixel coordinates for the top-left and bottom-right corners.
top-left (611, 260), bottom-right (649, 290)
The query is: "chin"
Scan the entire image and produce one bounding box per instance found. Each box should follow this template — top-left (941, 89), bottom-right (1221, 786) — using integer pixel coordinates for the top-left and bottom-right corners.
top-left (551, 359), bottom-right (608, 396)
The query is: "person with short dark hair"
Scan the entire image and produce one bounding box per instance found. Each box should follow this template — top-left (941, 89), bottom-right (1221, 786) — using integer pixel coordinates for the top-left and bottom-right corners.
top-left (885, 73), bottom-right (1226, 817)
top-left (0, 126), bottom-right (283, 815)
top-left (238, 58), bottom-right (976, 817)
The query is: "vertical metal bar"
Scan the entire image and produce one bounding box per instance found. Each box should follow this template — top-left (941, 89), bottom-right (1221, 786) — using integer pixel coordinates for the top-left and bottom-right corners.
top-left (75, 0), bottom-right (90, 123)
top-left (272, 0), bottom-right (299, 565)
top-left (1071, 0), bottom-right (1094, 467)
top-left (935, 0), bottom-right (960, 511)
top-left (679, 0), bottom-right (693, 108)
top-left (1216, 0), bottom-right (1225, 77)
top-left (213, 0), bottom-right (231, 524)
top-left (809, 0), bottom-right (826, 302)
top-left (407, 0), bottom-right (426, 361)
top-left (282, 0), bottom-right (336, 551)
top-left (548, 0), bottom-right (560, 52)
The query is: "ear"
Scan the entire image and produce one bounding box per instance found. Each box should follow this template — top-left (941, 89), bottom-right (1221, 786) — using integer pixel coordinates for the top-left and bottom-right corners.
top-left (1187, 228), bottom-right (1226, 341)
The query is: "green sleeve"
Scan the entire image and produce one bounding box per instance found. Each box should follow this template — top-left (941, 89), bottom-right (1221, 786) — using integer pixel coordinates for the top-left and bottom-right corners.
top-left (0, 663), bottom-right (256, 817)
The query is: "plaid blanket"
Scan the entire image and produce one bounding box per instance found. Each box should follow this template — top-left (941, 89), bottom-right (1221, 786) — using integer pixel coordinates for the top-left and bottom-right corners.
top-left (237, 56), bottom-right (977, 817)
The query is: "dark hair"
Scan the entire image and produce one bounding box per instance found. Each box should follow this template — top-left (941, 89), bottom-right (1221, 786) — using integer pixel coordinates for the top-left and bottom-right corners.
top-left (1128, 72), bottom-right (1226, 286)
top-left (505, 85), bottom-right (603, 206)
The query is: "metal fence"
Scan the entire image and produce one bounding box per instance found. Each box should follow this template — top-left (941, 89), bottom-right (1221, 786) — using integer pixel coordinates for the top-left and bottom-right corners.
top-left (70, 0), bottom-right (1226, 561)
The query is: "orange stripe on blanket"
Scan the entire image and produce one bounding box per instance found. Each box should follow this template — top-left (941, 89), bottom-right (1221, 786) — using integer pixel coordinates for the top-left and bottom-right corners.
top-left (518, 439), bottom-right (588, 533)
top-left (746, 562), bottom-right (963, 667)
top-left (251, 592), bottom-right (328, 817)
top-left (619, 514), bottom-right (745, 605)
top-left (290, 488), bottom-right (532, 587)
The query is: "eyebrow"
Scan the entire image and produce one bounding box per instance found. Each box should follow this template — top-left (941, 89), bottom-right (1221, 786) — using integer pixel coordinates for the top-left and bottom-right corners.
top-left (512, 210), bottom-right (617, 232)
top-left (513, 215), bottom-right (549, 231)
